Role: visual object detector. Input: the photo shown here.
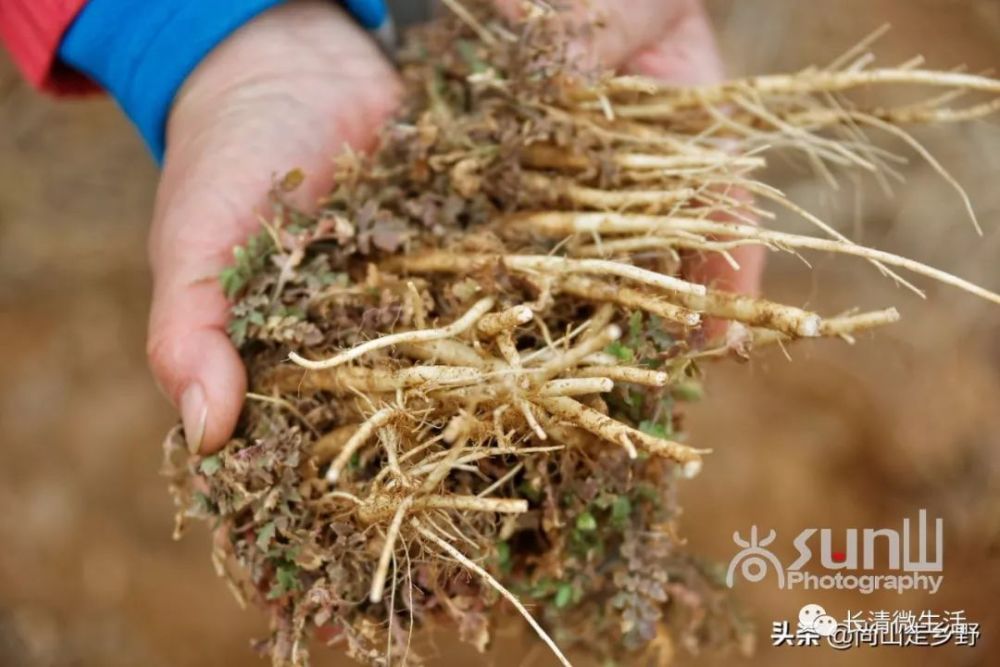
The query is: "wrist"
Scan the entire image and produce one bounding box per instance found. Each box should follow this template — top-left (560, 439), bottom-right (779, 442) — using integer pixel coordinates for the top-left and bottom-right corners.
top-left (57, 0), bottom-right (391, 161)
top-left (166, 1), bottom-right (398, 166)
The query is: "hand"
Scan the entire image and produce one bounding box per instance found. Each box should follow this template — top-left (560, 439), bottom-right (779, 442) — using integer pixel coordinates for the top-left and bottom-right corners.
top-left (147, 0), bottom-right (399, 454)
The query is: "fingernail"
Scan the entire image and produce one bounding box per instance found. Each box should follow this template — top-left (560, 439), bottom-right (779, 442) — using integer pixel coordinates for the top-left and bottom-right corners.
top-left (180, 383), bottom-right (208, 455)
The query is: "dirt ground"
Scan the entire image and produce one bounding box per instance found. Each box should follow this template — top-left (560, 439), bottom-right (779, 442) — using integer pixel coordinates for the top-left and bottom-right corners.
top-left (0, 1), bottom-right (997, 666)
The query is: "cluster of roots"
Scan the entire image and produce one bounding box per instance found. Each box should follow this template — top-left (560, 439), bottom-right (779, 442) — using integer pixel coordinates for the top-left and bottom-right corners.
top-left (163, 3), bottom-right (1000, 666)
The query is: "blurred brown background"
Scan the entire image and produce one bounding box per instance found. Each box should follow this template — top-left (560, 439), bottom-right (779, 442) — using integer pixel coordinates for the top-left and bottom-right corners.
top-left (0, 1), bottom-right (997, 665)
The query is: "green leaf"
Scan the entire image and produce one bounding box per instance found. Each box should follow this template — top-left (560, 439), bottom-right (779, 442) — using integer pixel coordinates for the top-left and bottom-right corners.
top-left (227, 317), bottom-right (249, 347)
top-left (647, 315), bottom-right (674, 350)
top-left (267, 562), bottom-right (300, 600)
top-left (628, 311), bottom-right (643, 342)
top-left (554, 582), bottom-right (574, 609)
top-left (192, 491), bottom-right (214, 514)
top-left (634, 483), bottom-right (661, 504)
top-left (256, 521), bottom-right (277, 552)
top-left (218, 232), bottom-right (276, 299)
top-left (593, 493), bottom-right (614, 510)
top-left (672, 380), bottom-right (704, 402)
top-left (456, 39), bottom-right (489, 74)
top-left (518, 481), bottom-right (542, 503)
top-left (622, 388), bottom-right (645, 413)
top-left (611, 495), bottom-right (632, 528)
top-left (220, 267), bottom-right (246, 300)
top-left (605, 341), bottom-right (634, 362)
top-left (199, 455), bottom-right (221, 476)
top-left (575, 511), bottom-right (597, 532)
top-left (232, 245), bottom-right (248, 266)
top-left (639, 420), bottom-right (669, 439)
top-left (495, 541), bottom-right (512, 574)
top-left (320, 271), bottom-right (349, 287)
top-left (529, 578), bottom-right (557, 599)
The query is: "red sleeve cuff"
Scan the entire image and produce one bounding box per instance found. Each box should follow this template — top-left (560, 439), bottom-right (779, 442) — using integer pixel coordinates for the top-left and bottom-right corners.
top-left (0, 0), bottom-right (99, 94)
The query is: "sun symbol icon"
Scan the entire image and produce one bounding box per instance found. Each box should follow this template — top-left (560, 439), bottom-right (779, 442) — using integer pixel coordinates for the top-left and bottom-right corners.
top-left (726, 525), bottom-right (785, 588)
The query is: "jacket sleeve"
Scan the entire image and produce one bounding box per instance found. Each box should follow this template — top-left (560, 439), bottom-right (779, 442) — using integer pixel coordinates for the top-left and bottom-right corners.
top-left (0, 0), bottom-right (95, 94)
top-left (2, 0), bottom-right (391, 160)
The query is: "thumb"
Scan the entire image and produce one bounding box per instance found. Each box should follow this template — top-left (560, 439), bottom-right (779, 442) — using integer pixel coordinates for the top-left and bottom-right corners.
top-left (146, 177), bottom-right (266, 455)
top-left (147, 266), bottom-right (247, 456)
top-left (146, 120), bottom-right (361, 456)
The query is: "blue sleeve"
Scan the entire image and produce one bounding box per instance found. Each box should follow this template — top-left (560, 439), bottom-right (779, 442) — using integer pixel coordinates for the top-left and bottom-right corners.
top-left (57, 0), bottom-right (389, 163)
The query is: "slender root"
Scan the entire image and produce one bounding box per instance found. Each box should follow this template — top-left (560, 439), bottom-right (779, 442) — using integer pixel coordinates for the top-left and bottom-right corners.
top-left (671, 289), bottom-right (822, 338)
top-left (419, 435), bottom-right (470, 493)
top-left (558, 275), bottom-right (701, 326)
top-left (370, 497), bottom-right (414, 604)
top-left (522, 172), bottom-right (697, 210)
top-left (396, 339), bottom-right (489, 368)
top-left (326, 408), bottom-right (400, 484)
top-left (392, 252), bottom-right (707, 296)
top-left (507, 212), bottom-right (1000, 305)
top-left (538, 377), bottom-right (614, 396)
top-left (477, 304), bottom-right (534, 336)
top-left (289, 297), bottom-right (496, 370)
top-left (717, 308), bottom-right (903, 353)
top-left (418, 495), bottom-right (528, 514)
top-left (537, 395), bottom-right (704, 467)
top-left (575, 68), bottom-right (1000, 116)
top-left (439, 0), bottom-right (497, 46)
top-left (573, 235), bottom-right (762, 258)
top-left (357, 493), bottom-right (529, 526)
top-left (495, 331), bottom-right (522, 368)
top-left (509, 255), bottom-right (705, 297)
top-left (522, 144), bottom-right (766, 174)
top-left (270, 365), bottom-right (485, 395)
top-left (503, 211), bottom-right (707, 236)
top-left (614, 152), bottom-right (767, 172)
top-left (534, 325), bottom-right (621, 383)
top-left (782, 98), bottom-right (1000, 130)
top-left (517, 397), bottom-right (548, 441)
top-left (477, 462), bottom-right (524, 498)
top-left (414, 522), bottom-right (573, 667)
top-left (312, 424), bottom-right (362, 464)
top-left (819, 307), bottom-right (901, 336)
top-left (576, 365), bottom-right (669, 387)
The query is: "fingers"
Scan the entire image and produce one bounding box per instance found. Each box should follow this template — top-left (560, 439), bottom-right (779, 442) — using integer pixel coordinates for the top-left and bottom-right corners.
top-left (148, 153), bottom-right (293, 455)
top-left (492, 0), bottom-right (705, 69)
top-left (619, 0), bottom-right (724, 84)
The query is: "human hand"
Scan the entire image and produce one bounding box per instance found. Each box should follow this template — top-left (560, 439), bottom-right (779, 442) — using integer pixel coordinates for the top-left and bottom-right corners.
top-left (146, 0), bottom-right (399, 455)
